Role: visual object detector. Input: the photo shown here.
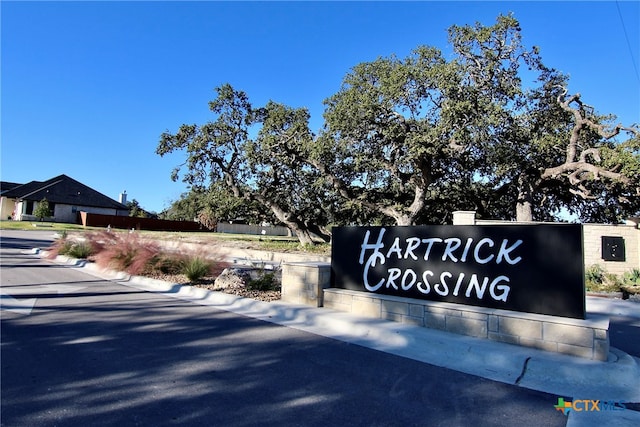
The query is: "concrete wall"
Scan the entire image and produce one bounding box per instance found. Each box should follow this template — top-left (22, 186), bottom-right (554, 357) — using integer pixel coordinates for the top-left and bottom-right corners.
top-left (217, 222), bottom-right (293, 237)
top-left (453, 211), bottom-right (640, 275)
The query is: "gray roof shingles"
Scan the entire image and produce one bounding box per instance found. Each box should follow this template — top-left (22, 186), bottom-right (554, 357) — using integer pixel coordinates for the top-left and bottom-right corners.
top-left (0, 175), bottom-right (128, 210)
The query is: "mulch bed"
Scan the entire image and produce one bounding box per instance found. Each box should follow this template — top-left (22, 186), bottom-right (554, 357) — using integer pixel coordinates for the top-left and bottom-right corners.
top-left (143, 271), bottom-right (282, 302)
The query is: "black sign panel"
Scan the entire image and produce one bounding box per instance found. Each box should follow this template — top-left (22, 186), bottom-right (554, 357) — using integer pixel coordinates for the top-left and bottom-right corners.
top-left (331, 225), bottom-right (585, 319)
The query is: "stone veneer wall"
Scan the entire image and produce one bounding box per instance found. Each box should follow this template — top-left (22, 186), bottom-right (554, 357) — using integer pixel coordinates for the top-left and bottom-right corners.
top-left (281, 262), bottom-right (610, 361)
top-left (281, 262), bottom-right (332, 307)
top-left (582, 223), bottom-right (639, 276)
top-left (323, 288), bottom-right (610, 361)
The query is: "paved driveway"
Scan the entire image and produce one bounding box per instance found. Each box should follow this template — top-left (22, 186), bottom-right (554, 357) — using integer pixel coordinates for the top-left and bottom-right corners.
top-left (1, 230), bottom-right (567, 426)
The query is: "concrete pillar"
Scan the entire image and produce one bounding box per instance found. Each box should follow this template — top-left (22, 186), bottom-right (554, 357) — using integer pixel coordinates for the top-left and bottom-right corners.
top-left (452, 211), bottom-right (477, 225)
top-left (281, 262), bottom-right (332, 307)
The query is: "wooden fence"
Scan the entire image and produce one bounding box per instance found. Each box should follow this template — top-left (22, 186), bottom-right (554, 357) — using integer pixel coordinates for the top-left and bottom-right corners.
top-left (79, 212), bottom-right (204, 232)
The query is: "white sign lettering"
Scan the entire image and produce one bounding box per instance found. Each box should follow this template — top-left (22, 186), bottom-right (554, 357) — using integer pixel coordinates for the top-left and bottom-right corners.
top-left (358, 227), bottom-right (522, 302)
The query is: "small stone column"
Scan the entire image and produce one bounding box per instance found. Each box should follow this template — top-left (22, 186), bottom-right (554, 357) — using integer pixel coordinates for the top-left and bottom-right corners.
top-left (281, 262), bottom-right (332, 307)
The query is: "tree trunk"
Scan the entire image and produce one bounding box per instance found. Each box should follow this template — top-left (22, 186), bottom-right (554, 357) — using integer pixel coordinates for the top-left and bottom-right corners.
top-left (515, 199), bottom-right (533, 222)
top-left (288, 225), bottom-right (316, 246)
top-left (395, 215), bottom-right (413, 226)
top-left (255, 196), bottom-right (318, 246)
top-left (227, 175), bottom-right (321, 246)
top-left (516, 173), bottom-right (534, 222)
top-left (305, 223), bottom-right (332, 243)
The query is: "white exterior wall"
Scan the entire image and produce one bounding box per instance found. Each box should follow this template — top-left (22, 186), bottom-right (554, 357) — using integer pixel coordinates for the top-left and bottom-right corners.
top-left (0, 197), bottom-right (16, 220)
top-left (15, 202), bottom-right (123, 224)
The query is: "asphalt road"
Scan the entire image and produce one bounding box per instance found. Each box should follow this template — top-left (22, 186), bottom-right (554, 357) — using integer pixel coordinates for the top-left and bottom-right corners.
top-left (1, 230), bottom-right (568, 426)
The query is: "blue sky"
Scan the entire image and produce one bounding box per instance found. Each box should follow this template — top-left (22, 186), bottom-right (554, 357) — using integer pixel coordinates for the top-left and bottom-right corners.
top-left (2, 1), bottom-right (639, 214)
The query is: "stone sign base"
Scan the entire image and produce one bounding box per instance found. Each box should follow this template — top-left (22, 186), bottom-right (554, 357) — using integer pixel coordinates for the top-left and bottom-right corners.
top-left (323, 288), bottom-right (609, 361)
top-left (281, 262), bottom-right (610, 361)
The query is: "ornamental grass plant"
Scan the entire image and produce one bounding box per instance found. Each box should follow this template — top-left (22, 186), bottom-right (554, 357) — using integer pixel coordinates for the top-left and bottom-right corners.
top-left (48, 230), bottom-right (229, 284)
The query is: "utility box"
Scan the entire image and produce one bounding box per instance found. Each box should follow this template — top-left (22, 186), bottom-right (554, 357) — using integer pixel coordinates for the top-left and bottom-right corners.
top-left (601, 236), bottom-right (625, 261)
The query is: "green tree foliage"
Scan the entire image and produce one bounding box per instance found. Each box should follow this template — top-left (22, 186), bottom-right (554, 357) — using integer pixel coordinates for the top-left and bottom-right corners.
top-left (320, 14), bottom-right (639, 223)
top-left (159, 189), bottom-right (204, 221)
top-left (157, 85), bottom-right (332, 245)
top-left (448, 14), bottom-right (639, 222)
top-left (158, 13), bottom-right (639, 234)
top-left (34, 198), bottom-right (52, 221)
top-left (318, 45), bottom-right (479, 225)
top-left (126, 199), bottom-right (149, 218)
top-left (160, 183), bottom-right (269, 225)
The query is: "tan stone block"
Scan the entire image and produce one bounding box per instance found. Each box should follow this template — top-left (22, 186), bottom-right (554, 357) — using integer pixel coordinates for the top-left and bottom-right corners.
top-left (488, 332), bottom-right (519, 345)
top-left (593, 339), bottom-right (609, 362)
top-left (557, 343), bottom-right (593, 359)
top-left (323, 299), bottom-right (351, 313)
top-left (353, 294), bottom-right (377, 304)
top-left (321, 290), bottom-right (338, 303)
top-left (446, 316), bottom-right (487, 338)
top-left (403, 316), bottom-right (424, 327)
top-left (543, 323), bottom-right (593, 347)
top-left (520, 338), bottom-right (557, 352)
top-left (425, 306), bottom-right (462, 317)
top-left (594, 328), bottom-right (609, 340)
top-left (353, 298), bottom-right (381, 319)
top-left (383, 312), bottom-right (403, 323)
top-left (424, 313), bottom-right (446, 330)
top-left (499, 317), bottom-right (542, 340)
top-left (488, 315), bottom-right (499, 332)
top-left (381, 300), bottom-right (409, 316)
top-left (461, 310), bottom-right (488, 321)
top-left (409, 304), bottom-right (425, 318)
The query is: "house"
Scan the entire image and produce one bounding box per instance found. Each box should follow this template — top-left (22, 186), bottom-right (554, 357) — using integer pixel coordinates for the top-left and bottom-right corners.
top-left (0, 174), bottom-right (129, 223)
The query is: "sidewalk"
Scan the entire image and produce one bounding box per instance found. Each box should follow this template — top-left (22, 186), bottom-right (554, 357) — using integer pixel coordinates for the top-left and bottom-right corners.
top-left (53, 255), bottom-right (640, 427)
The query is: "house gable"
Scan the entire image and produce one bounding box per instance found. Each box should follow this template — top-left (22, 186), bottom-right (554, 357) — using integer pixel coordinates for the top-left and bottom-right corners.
top-left (2, 174), bottom-right (128, 211)
top-left (2, 175), bottom-right (129, 222)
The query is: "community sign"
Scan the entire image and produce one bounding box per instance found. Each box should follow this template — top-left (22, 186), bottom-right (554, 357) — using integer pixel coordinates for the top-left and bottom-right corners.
top-left (331, 224), bottom-right (585, 319)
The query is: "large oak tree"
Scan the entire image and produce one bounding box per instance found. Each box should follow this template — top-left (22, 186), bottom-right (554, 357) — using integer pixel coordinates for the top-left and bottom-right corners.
top-left (159, 14), bottom-right (639, 241)
top-left (157, 84), bottom-right (332, 245)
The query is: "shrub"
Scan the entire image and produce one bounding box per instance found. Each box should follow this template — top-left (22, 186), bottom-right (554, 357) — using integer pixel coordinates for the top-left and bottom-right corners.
top-left (621, 269), bottom-right (640, 296)
top-left (182, 257), bottom-right (211, 282)
top-left (34, 197), bottom-right (52, 221)
top-left (585, 264), bottom-right (605, 286)
top-left (64, 241), bottom-right (93, 259)
top-left (585, 264), bottom-right (624, 293)
top-left (55, 240), bottom-right (75, 256)
top-left (149, 253), bottom-right (186, 275)
top-left (46, 235), bottom-right (94, 259)
top-left (246, 267), bottom-right (280, 292)
top-left (623, 268), bottom-right (640, 285)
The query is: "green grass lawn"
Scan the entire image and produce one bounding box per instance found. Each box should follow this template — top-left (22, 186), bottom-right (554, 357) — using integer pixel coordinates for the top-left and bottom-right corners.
top-left (0, 220), bottom-right (92, 232)
top-left (0, 220), bottom-right (331, 255)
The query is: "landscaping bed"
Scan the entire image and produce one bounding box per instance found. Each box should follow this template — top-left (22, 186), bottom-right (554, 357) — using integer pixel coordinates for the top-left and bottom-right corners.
top-left (48, 230), bottom-right (283, 302)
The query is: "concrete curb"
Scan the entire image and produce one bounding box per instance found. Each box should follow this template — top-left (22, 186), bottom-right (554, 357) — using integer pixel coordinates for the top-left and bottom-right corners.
top-left (46, 255), bottom-right (640, 425)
